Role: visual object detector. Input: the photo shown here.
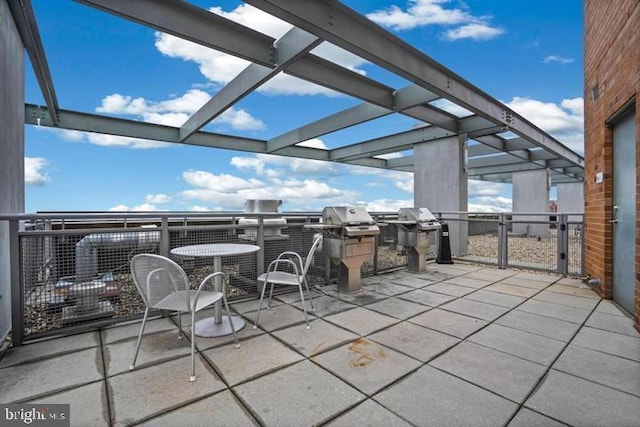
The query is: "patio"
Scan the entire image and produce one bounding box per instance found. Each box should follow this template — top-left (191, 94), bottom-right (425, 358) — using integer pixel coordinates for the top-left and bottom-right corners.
top-left (1, 262), bottom-right (639, 427)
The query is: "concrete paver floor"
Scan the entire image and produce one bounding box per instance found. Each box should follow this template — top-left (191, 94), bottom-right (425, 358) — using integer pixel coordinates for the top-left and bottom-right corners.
top-left (1, 263), bottom-right (639, 426)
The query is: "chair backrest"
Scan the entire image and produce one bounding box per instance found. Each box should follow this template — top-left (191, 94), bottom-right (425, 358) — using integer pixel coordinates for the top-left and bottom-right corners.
top-left (302, 235), bottom-right (323, 277)
top-left (130, 254), bottom-right (190, 310)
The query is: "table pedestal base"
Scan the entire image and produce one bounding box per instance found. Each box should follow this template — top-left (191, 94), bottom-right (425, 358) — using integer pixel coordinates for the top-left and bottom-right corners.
top-left (194, 315), bottom-right (246, 337)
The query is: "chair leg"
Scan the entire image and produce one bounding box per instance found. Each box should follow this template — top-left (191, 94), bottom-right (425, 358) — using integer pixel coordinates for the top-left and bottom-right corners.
top-left (297, 283), bottom-right (311, 330)
top-left (303, 277), bottom-right (315, 311)
top-left (130, 308), bottom-right (150, 370)
top-left (267, 281), bottom-right (275, 309)
top-left (177, 311), bottom-right (184, 340)
top-left (222, 294), bottom-right (240, 348)
top-left (190, 310), bottom-right (197, 382)
top-left (254, 280), bottom-right (268, 329)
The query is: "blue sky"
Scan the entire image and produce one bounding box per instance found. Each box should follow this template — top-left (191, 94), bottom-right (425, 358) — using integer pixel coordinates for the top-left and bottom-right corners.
top-left (24, 0), bottom-right (584, 213)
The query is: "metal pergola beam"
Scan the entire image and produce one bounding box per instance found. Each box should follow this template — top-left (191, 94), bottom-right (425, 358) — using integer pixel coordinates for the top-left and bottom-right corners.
top-left (245, 0), bottom-right (585, 169)
top-left (8, 0), bottom-right (59, 125)
top-left (179, 27), bottom-right (321, 141)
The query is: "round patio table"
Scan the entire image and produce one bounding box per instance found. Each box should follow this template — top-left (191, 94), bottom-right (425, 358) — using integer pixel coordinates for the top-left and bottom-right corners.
top-left (170, 243), bottom-right (260, 337)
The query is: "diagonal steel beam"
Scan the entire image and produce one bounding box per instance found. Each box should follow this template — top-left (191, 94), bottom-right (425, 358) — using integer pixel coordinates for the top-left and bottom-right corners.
top-left (246, 0), bottom-right (584, 168)
top-left (179, 27), bottom-right (321, 141)
top-left (9, 0), bottom-right (59, 125)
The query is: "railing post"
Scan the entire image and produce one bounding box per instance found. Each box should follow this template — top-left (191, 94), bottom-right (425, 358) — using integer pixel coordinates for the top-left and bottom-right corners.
top-left (256, 216), bottom-right (265, 277)
top-left (373, 215), bottom-right (379, 275)
top-left (557, 214), bottom-right (569, 276)
top-left (9, 220), bottom-right (23, 346)
top-left (160, 217), bottom-right (169, 257)
top-left (497, 213), bottom-right (508, 269)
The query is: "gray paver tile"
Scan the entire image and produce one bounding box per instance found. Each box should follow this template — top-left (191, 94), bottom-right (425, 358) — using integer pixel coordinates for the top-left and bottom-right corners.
top-left (231, 297), bottom-right (283, 314)
top-left (375, 365), bottom-right (517, 427)
top-left (312, 338), bottom-right (421, 395)
top-left (442, 275), bottom-right (493, 289)
top-left (508, 408), bottom-right (566, 427)
top-left (440, 298), bottom-right (510, 321)
top-left (272, 319), bottom-right (358, 357)
top-left (389, 274), bottom-right (436, 288)
top-left (369, 321), bottom-right (460, 362)
top-left (511, 272), bottom-right (558, 283)
top-left (101, 317), bottom-right (177, 344)
top-left (464, 268), bottom-right (516, 282)
top-left (469, 323), bottom-right (565, 365)
top-left (108, 356), bottom-right (225, 427)
top-left (553, 344), bottom-right (640, 397)
top-left (437, 263), bottom-right (482, 274)
top-left (396, 289), bottom-right (456, 307)
top-left (585, 311), bottom-right (640, 337)
top-left (594, 300), bottom-right (629, 317)
top-left (138, 390), bottom-right (257, 427)
top-left (499, 277), bottom-right (551, 290)
top-left (517, 299), bottom-right (591, 324)
top-left (0, 348), bottom-right (102, 404)
top-left (365, 297), bottom-right (431, 319)
top-left (203, 334), bottom-right (303, 385)
top-left (190, 317), bottom-right (264, 352)
top-left (484, 283), bottom-right (539, 297)
top-left (27, 381), bottom-right (109, 427)
top-left (533, 290), bottom-right (599, 310)
top-left (0, 331), bottom-right (99, 368)
top-left (330, 290), bottom-right (388, 306)
top-left (496, 310), bottom-right (580, 342)
top-left (409, 308), bottom-right (487, 338)
top-left (572, 326), bottom-right (640, 362)
top-left (464, 290), bottom-right (525, 308)
top-left (364, 282), bottom-right (414, 296)
top-left (105, 329), bottom-right (192, 376)
top-left (326, 399), bottom-right (413, 427)
top-left (235, 360), bottom-right (365, 426)
top-left (526, 370), bottom-right (640, 427)
top-left (545, 283), bottom-right (599, 299)
top-left (426, 282), bottom-right (477, 297)
top-left (291, 294), bottom-right (356, 317)
top-left (556, 277), bottom-right (586, 287)
top-left (430, 341), bottom-right (547, 402)
top-left (323, 307), bottom-right (400, 336)
top-left (245, 303), bottom-right (315, 331)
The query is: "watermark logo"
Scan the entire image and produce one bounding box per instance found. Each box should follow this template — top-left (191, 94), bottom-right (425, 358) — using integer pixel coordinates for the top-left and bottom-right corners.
top-left (1, 404), bottom-right (69, 427)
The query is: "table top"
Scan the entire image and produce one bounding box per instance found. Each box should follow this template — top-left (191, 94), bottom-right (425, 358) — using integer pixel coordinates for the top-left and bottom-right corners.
top-left (170, 243), bottom-right (260, 257)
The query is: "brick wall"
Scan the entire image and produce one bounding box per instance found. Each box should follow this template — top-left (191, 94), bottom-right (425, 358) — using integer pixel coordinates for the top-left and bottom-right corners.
top-left (583, 0), bottom-right (639, 331)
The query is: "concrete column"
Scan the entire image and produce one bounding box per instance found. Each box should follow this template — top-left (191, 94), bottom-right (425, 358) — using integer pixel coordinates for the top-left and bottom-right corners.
top-left (414, 136), bottom-right (468, 256)
top-left (557, 182), bottom-right (584, 221)
top-left (0, 1), bottom-right (25, 342)
top-left (512, 169), bottom-right (549, 237)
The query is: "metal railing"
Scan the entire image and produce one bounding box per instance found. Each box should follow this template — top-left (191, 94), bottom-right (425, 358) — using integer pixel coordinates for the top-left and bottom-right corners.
top-left (0, 210), bottom-right (583, 344)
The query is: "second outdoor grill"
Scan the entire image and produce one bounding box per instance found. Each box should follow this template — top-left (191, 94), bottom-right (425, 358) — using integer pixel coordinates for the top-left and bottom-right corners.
top-left (387, 207), bottom-right (441, 272)
top-left (307, 206), bottom-right (380, 293)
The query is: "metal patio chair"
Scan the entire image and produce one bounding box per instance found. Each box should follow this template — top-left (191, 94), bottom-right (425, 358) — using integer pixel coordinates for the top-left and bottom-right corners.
top-left (129, 253), bottom-right (239, 382)
top-left (254, 235), bottom-right (323, 330)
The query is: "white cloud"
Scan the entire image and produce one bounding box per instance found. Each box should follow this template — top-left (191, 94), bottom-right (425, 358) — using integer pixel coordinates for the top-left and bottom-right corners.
top-left (443, 23), bottom-right (504, 41)
top-left (469, 196), bottom-right (512, 212)
top-left (367, 0), bottom-right (503, 41)
top-left (96, 89), bottom-right (265, 131)
top-left (505, 96), bottom-right (584, 153)
top-left (52, 124), bottom-right (172, 149)
top-left (542, 55), bottom-right (575, 64)
top-left (154, 4), bottom-right (367, 97)
top-left (182, 170), bottom-right (265, 192)
top-left (362, 198), bottom-right (414, 211)
top-left (25, 157), bottom-right (49, 186)
top-left (145, 194), bottom-right (171, 204)
top-left (430, 98), bottom-right (473, 117)
top-left (109, 203), bottom-right (160, 211)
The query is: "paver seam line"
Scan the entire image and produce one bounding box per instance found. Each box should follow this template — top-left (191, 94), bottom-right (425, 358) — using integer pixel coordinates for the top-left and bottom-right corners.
top-left (501, 296), bottom-right (602, 426)
top-left (0, 331), bottom-right (101, 368)
top-left (10, 378), bottom-right (105, 406)
top-left (98, 327), bottom-right (114, 427)
top-left (316, 396), bottom-right (419, 427)
top-left (569, 327), bottom-right (640, 364)
top-left (549, 363), bottom-right (640, 399)
top-left (515, 407), bottom-right (573, 427)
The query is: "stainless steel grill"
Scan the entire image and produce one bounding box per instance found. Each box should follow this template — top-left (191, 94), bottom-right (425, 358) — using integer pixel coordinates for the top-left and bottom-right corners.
top-left (388, 207), bottom-right (441, 272)
top-left (307, 206), bottom-right (380, 293)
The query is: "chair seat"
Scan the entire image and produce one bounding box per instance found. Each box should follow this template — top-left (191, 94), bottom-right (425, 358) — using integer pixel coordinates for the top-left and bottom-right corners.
top-left (152, 289), bottom-right (223, 312)
top-left (257, 271), bottom-right (302, 286)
